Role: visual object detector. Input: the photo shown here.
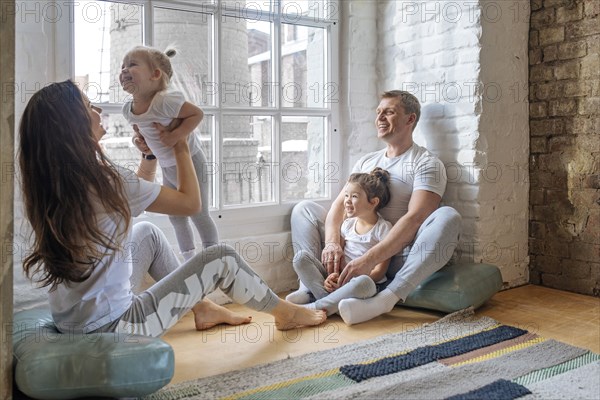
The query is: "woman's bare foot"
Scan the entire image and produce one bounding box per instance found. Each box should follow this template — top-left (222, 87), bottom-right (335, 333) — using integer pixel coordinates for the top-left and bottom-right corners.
top-left (271, 301), bottom-right (327, 331)
top-left (192, 299), bottom-right (252, 331)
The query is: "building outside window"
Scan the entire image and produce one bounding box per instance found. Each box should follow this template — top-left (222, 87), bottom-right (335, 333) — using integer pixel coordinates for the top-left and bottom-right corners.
top-left (73, 0), bottom-right (340, 220)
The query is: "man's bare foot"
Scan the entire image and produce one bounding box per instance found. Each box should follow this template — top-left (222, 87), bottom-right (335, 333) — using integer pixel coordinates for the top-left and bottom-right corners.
top-left (192, 299), bottom-right (252, 331)
top-left (271, 301), bottom-right (327, 331)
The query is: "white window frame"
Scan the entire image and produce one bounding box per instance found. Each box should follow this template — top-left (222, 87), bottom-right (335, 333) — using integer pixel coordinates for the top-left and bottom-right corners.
top-left (64, 0), bottom-right (341, 238)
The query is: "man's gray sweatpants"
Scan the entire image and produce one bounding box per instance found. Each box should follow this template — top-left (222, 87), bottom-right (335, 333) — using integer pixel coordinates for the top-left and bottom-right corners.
top-left (290, 200), bottom-right (461, 302)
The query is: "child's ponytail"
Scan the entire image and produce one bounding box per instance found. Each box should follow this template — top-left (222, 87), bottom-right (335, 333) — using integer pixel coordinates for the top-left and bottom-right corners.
top-left (370, 167), bottom-right (390, 186)
top-left (347, 168), bottom-right (391, 211)
top-left (165, 48), bottom-right (177, 58)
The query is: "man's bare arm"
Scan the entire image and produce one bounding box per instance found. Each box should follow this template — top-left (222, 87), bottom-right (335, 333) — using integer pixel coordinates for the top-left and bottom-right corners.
top-left (322, 187), bottom-right (347, 274)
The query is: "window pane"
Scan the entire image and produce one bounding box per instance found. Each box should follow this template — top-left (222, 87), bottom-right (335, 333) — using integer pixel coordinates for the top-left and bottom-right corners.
top-left (281, 116), bottom-right (328, 201)
top-left (74, 1), bottom-right (143, 103)
top-left (73, 0), bottom-right (336, 212)
top-left (281, 0), bottom-right (338, 22)
top-left (153, 7), bottom-right (214, 106)
top-left (281, 24), bottom-right (326, 108)
top-left (222, 1), bottom-right (271, 14)
top-left (222, 116), bottom-right (273, 206)
top-left (222, 17), bottom-right (273, 107)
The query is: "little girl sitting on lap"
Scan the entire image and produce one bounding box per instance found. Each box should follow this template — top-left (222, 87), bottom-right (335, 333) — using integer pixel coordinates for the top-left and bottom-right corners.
top-left (289, 168), bottom-right (393, 324)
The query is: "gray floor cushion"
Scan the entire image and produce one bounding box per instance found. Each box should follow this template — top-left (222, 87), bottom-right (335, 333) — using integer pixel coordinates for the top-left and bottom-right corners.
top-left (403, 262), bottom-right (503, 313)
top-left (12, 308), bottom-right (174, 399)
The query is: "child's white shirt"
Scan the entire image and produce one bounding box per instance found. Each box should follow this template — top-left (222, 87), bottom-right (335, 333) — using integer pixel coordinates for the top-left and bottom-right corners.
top-left (122, 89), bottom-right (201, 167)
top-left (341, 215), bottom-right (393, 283)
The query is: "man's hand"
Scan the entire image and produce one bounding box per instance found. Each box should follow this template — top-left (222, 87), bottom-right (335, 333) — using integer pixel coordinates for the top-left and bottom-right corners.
top-left (324, 273), bottom-right (340, 293)
top-left (338, 256), bottom-right (373, 287)
top-left (321, 242), bottom-right (345, 274)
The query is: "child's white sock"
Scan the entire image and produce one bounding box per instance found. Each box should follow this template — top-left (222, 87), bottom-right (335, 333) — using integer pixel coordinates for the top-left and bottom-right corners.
top-left (285, 289), bottom-right (312, 304)
top-left (338, 289), bottom-right (400, 325)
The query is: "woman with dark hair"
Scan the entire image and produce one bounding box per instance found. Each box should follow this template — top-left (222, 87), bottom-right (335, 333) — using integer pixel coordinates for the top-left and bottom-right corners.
top-left (19, 80), bottom-right (326, 337)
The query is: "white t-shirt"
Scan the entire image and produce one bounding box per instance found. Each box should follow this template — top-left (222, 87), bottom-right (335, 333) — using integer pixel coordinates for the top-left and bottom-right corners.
top-left (341, 216), bottom-right (392, 283)
top-left (122, 89), bottom-right (201, 167)
top-left (48, 167), bottom-right (161, 333)
top-left (352, 143), bottom-right (447, 224)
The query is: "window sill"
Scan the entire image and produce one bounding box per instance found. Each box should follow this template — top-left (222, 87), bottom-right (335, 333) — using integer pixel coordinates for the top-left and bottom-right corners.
top-left (140, 199), bottom-right (333, 239)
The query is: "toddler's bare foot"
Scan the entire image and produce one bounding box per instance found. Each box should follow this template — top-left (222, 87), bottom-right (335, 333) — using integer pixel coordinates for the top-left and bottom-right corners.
top-left (193, 299), bottom-right (252, 331)
top-left (271, 301), bottom-right (326, 331)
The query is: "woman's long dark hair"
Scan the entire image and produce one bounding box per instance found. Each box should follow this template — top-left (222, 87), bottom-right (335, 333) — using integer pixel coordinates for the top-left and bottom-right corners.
top-left (18, 80), bottom-right (131, 288)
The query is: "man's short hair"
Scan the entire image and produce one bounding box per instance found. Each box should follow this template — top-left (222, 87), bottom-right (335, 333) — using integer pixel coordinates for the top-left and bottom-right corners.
top-left (381, 90), bottom-right (421, 130)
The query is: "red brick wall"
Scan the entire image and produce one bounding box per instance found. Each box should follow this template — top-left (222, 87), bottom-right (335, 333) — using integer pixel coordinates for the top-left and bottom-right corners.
top-left (529, 0), bottom-right (599, 295)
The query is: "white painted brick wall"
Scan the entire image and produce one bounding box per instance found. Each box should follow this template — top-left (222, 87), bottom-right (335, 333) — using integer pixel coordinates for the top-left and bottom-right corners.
top-left (376, 1), bottom-right (483, 270)
top-left (340, 1), bottom-right (380, 172)
top-left (365, 0), bottom-right (529, 287)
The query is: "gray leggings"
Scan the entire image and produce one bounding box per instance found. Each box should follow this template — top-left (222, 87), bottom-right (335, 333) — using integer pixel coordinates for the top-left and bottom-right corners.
top-left (293, 250), bottom-right (377, 316)
top-left (162, 149), bottom-right (219, 252)
top-left (290, 200), bottom-right (461, 302)
top-left (97, 221), bottom-right (279, 337)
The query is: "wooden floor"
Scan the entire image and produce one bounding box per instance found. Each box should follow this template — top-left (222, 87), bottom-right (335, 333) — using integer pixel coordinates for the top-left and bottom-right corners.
top-left (162, 284), bottom-right (600, 385)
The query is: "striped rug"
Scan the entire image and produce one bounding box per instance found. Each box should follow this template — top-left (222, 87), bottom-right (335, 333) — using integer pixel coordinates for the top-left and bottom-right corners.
top-left (145, 309), bottom-right (599, 400)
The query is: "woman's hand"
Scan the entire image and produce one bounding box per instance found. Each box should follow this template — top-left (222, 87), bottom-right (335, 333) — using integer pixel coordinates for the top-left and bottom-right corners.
top-left (145, 118), bottom-right (200, 216)
top-left (132, 124), bottom-right (152, 154)
top-left (324, 273), bottom-right (340, 293)
top-left (321, 242), bottom-right (345, 275)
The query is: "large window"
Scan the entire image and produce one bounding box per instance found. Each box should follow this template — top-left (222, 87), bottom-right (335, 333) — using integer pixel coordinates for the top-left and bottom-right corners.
top-left (73, 0), bottom-right (339, 216)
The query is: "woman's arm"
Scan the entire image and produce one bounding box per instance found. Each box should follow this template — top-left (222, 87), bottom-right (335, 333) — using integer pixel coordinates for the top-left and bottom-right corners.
top-left (137, 155), bottom-right (157, 182)
top-left (131, 124), bottom-right (158, 181)
top-left (159, 102), bottom-right (204, 148)
top-left (145, 125), bottom-right (201, 216)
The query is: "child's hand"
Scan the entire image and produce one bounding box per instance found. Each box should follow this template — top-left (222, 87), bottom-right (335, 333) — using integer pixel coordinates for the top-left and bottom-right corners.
top-left (155, 118), bottom-right (184, 148)
top-left (324, 273), bottom-right (340, 293)
top-left (156, 123), bottom-right (177, 148)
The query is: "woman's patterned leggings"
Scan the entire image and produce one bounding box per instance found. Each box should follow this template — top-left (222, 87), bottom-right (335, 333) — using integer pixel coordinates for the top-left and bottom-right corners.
top-left (98, 221), bottom-right (279, 337)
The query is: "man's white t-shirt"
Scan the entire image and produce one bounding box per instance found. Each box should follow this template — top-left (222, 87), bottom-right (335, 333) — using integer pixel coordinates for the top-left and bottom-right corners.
top-left (352, 143), bottom-right (447, 225)
top-left (122, 89), bottom-right (201, 167)
top-left (48, 167), bottom-right (161, 333)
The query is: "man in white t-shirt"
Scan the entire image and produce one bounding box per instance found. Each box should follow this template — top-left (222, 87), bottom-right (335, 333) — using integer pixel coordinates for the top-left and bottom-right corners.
top-left (289, 90), bottom-right (461, 324)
